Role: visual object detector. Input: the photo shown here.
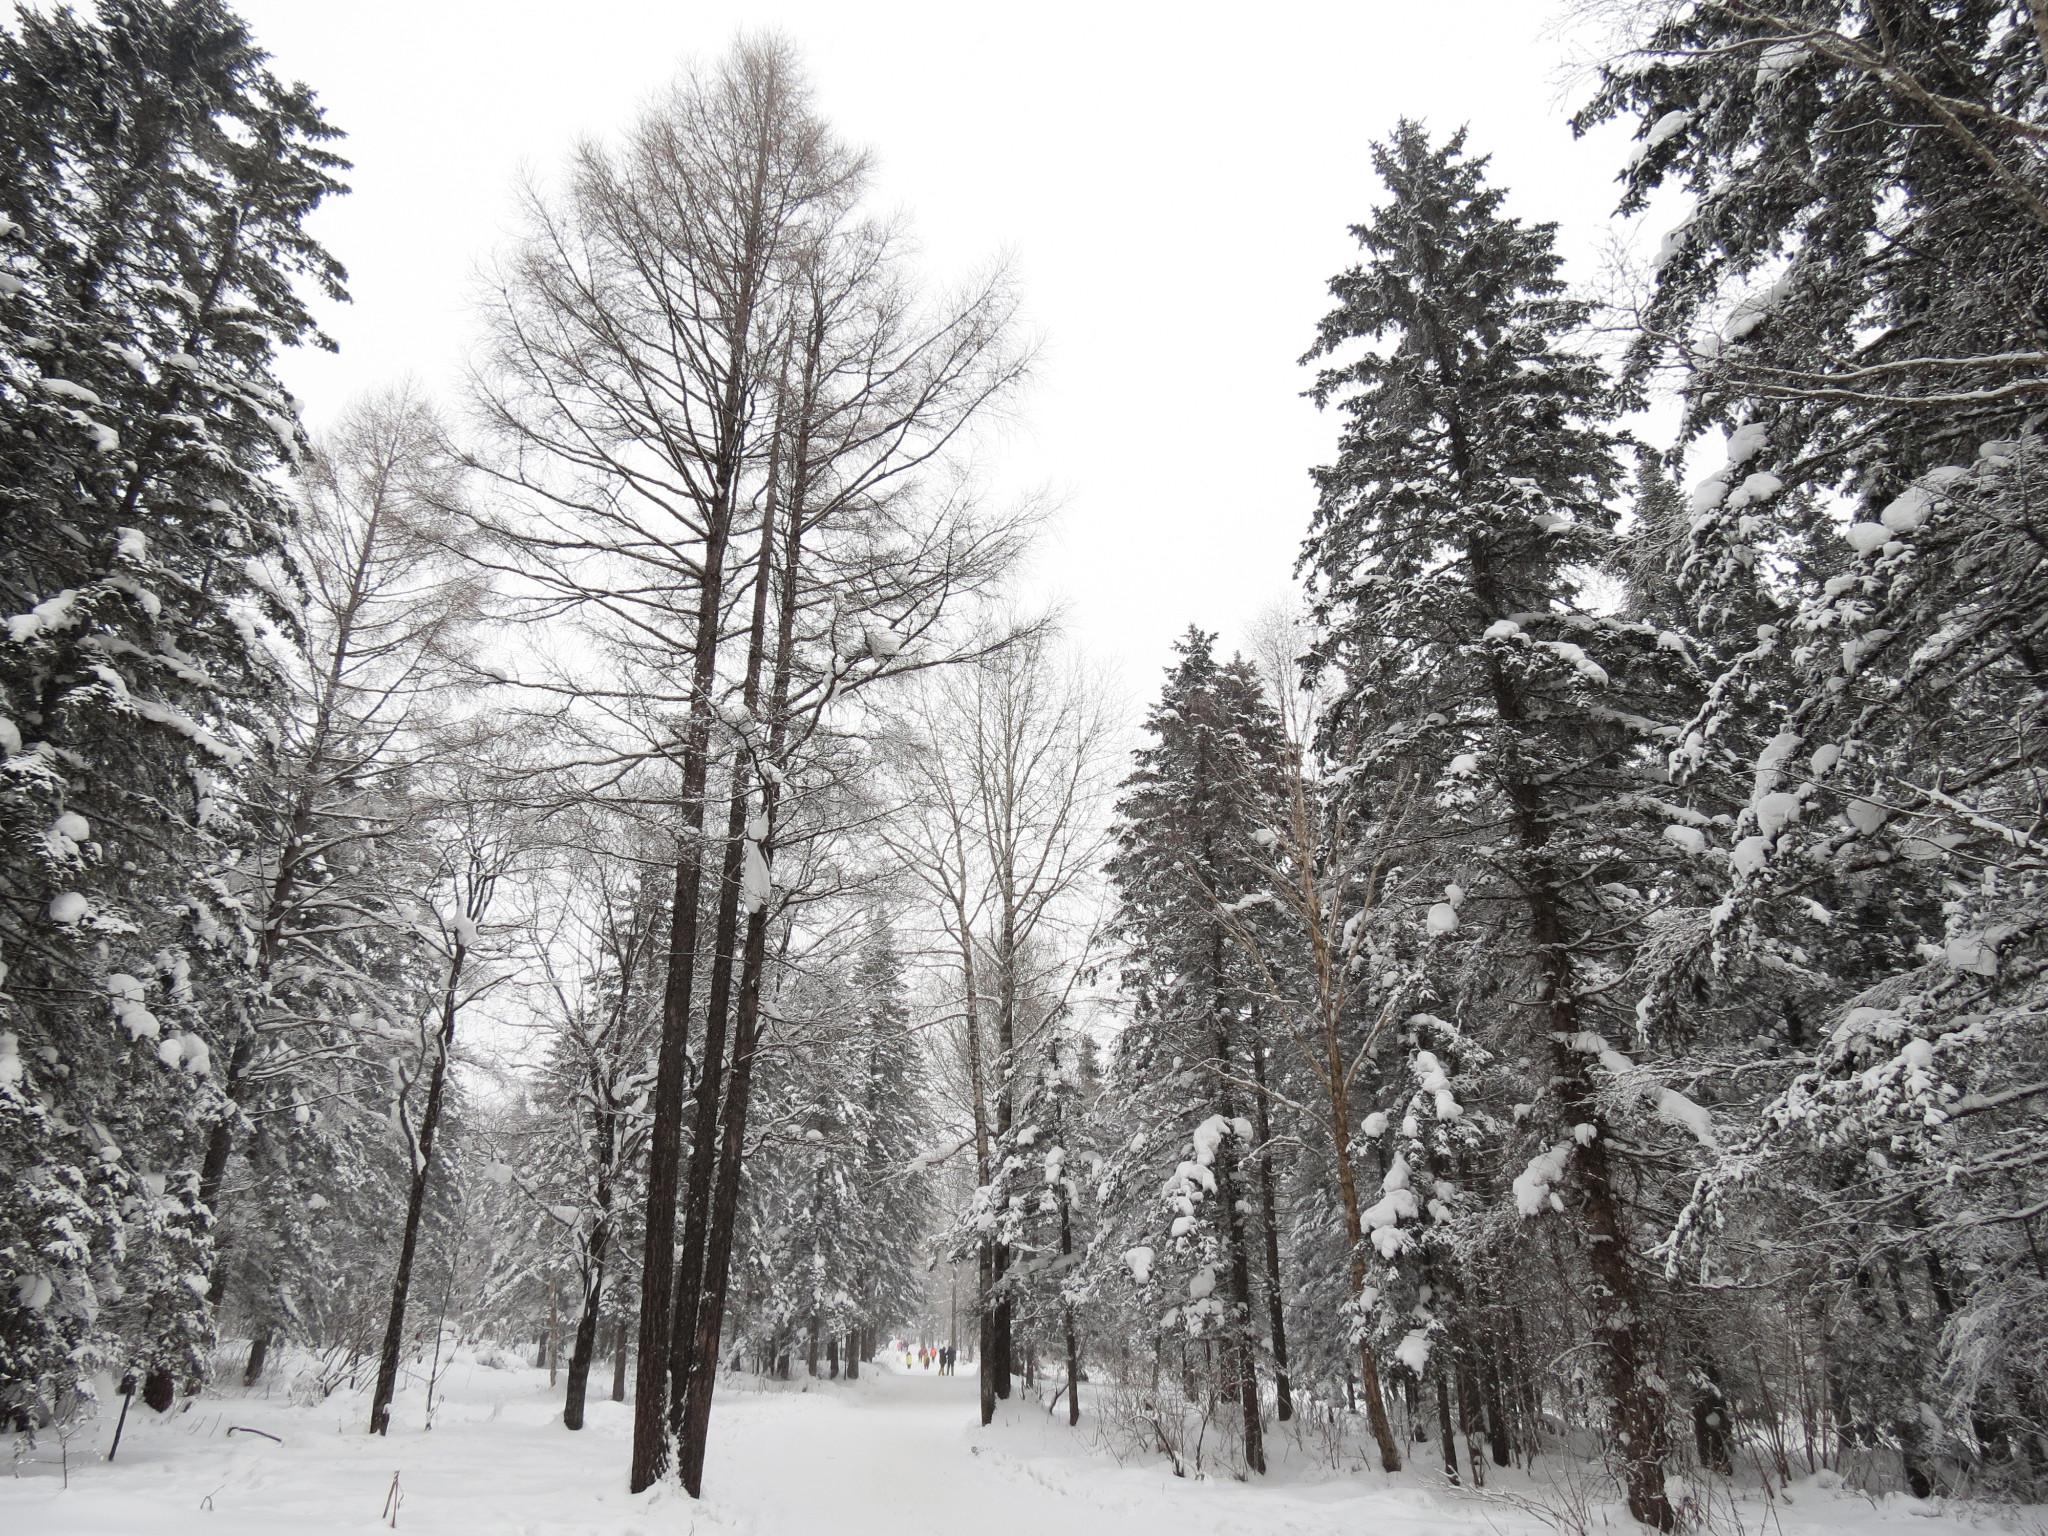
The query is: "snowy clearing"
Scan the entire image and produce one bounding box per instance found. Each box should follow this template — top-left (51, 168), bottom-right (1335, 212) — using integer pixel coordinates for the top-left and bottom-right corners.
top-left (2, 1359), bottom-right (2026, 1536)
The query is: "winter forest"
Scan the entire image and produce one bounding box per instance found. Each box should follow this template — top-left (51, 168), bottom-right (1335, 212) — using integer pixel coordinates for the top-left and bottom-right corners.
top-left (3, 1), bottom-right (2047, 1533)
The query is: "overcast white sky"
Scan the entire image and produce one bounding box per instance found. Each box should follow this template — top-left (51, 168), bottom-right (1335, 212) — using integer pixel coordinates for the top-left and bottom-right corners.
top-left (235, 0), bottom-right (1651, 704)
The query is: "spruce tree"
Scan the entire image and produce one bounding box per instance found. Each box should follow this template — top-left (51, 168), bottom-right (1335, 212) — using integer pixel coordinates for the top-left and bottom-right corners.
top-left (0, 0), bottom-right (345, 1419)
top-left (1585, 7), bottom-right (2048, 1489)
top-left (1302, 122), bottom-right (1704, 1528)
top-left (1098, 629), bottom-right (1292, 1474)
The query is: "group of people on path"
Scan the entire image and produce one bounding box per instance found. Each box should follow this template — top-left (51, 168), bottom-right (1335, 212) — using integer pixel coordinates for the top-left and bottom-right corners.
top-left (900, 1342), bottom-right (956, 1374)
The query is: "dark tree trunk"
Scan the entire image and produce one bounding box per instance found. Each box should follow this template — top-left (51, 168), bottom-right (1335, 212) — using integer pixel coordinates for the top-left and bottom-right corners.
top-left (992, 1245), bottom-right (1013, 1398)
top-left (612, 1323), bottom-right (628, 1403)
top-left (1249, 1035), bottom-right (1293, 1422)
top-left (243, 1330), bottom-right (270, 1388)
top-left (676, 894), bottom-right (774, 1496)
top-left (1438, 1369), bottom-right (1461, 1485)
top-left (563, 1228), bottom-right (609, 1430)
top-left (1483, 1343), bottom-right (1513, 1466)
top-left (1458, 1357), bottom-right (1487, 1488)
top-left (369, 941), bottom-right (468, 1436)
top-left (979, 1241), bottom-right (998, 1425)
top-left (667, 785), bottom-right (749, 1403)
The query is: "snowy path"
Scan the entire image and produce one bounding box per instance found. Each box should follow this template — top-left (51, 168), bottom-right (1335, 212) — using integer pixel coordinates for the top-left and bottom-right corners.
top-left (0, 1359), bottom-right (2022, 1536)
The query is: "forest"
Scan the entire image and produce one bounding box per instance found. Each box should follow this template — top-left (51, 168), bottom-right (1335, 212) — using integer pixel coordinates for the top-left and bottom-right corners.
top-left (2, 2), bottom-right (2045, 1533)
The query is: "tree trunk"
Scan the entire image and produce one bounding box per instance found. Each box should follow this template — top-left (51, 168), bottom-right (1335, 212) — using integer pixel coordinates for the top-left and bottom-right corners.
top-left (667, 782), bottom-right (750, 1396)
top-left (676, 891), bottom-right (773, 1495)
top-left (612, 1323), bottom-right (628, 1403)
top-left (1325, 1023), bottom-right (1402, 1471)
top-left (1249, 1034), bottom-right (1293, 1422)
top-left (1438, 1369), bottom-right (1461, 1485)
top-left (1483, 1343), bottom-right (1513, 1466)
top-left (1458, 1357), bottom-right (1487, 1488)
top-left (243, 1329), bottom-right (270, 1388)
top-left (369, 941), bottom-right (468, 1436)
top-left (563, 1226), bottom-right (609, 1429)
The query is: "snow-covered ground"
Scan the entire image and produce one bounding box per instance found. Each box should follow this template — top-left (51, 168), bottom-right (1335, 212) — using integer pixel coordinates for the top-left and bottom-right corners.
top-left (2, 1358), bottom-right (2030, 1536)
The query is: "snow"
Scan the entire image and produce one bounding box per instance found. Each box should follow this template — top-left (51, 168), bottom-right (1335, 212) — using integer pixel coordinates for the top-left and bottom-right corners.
top-left (1754, 790), bottom-right (1802, 839)
top-left (742, 838), bottom-right (773, 913)
top-left (1732, 835), bottom-right (1771, 877)
top-left (446, 913), bottom-right (478, 947)
top-left (1663, 824), bottom-right (1707, 855)
top-left (1190, 1113), bottom-right (1238, 1167)
top-left (1540, 639), bottom-right (1608, 686)
top-left (39, 377), bottom-right (101, 406)
top-left (47, 891), bottom-right (89, 925)
top-left (1123, 1244), bottom-right (1154, 1283)
top-left (1514, 1142), bottom-right (1573, 1216)
top-left (1645, 109), bottom-right (1692, 148)
top-left (8, 588), bottom-right (82, 643)
top-left (1843, 522), bottom-right (1890, 555)
top-left (1481, 619), bottom-right (1520, 641)
top-left (1846, 799), bottom-right (1889, 834)
top-left (0, 1351), bottom-right (2010, 1536)
top-left (1425, 901), bottom-right (1459, 936)
top-left (1567, 1031), bottom-right (1718, 1148)
top-left (1726, 421), bottom-right (1771, 467)
top-left (1726, 471), bottom-right (1782, 508)
top-left (1880, 486), bottom-right (1934, 534)
top-left (1946, 934), bottom-right (1999, 976)
top-left (1757, 39), bottom-right (1807, 81)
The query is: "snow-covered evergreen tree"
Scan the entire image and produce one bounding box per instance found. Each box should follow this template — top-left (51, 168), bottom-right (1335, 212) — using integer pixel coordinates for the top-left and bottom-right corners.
top-left (1300, 121), bottom-right (1710, 1528)
top-left (0, 0), bottom-right (345, 1422)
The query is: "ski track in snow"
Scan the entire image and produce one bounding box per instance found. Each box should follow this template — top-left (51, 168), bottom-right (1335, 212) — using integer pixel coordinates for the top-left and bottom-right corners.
top-left (0, 1361), bottom-right (2024, 1536)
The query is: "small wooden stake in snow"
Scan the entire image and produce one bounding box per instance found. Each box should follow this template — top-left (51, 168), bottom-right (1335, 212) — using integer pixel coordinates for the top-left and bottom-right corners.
top-left (382, 1470), bottom-right (403, 1528)
top-left (106, 1375), bottom-right (135, 1462)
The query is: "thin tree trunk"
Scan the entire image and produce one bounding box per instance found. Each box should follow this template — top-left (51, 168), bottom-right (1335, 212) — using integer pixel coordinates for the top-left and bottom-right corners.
top-left (563, 1226), bottom-right (609, 1429)
top-left (612, 1323), bottom-right (628, 1403)
top-left (1249, 1034), bottom-right (1293, 1422)
top-left (1483, 1340), bottom-right (1513, 1466)
top-left (243, 1329), bottom-right (270, 1388)
top-left (369, 941), bottom-right (468, 1436)
top-left (1438, 1369), bottom-right (1461, 1485)
top-left (1458, 1356), bottom-right (1487, 1488)
top-left (1324, 1011), bottom-right (1401, 1471)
